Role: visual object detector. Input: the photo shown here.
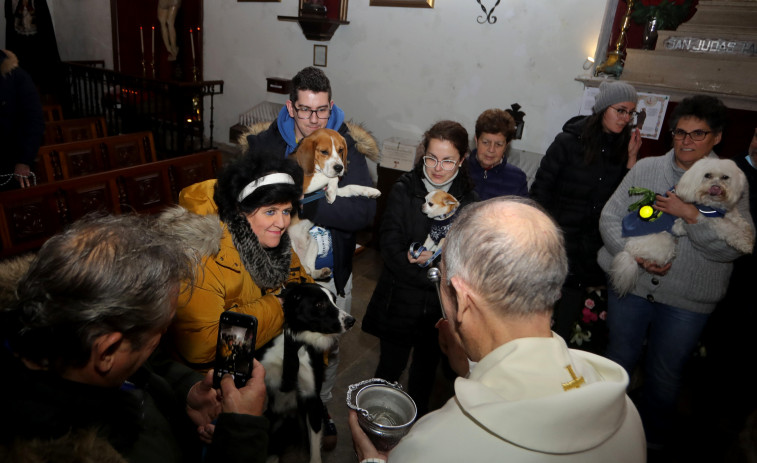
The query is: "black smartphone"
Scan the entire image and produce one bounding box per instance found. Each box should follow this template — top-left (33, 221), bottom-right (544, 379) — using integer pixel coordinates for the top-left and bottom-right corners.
top-left (213, 312), bottom-right (258, 389)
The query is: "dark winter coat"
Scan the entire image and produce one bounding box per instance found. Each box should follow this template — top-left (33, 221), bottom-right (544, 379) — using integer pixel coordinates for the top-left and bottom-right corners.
top-left (0, 346), bottom-right (269, 463)
top-left (246, 114), bottom-right (376, 295)
top-left (529, 115), bottom-right (629, 287)
top-left (0, 49), bottom-right (43, 187)
top-left (362, 165), bottom-right (477, 345)
top-left (467, 149), bottom-right (528, 200)
top-left (735, 155), bottom-right (757, 225)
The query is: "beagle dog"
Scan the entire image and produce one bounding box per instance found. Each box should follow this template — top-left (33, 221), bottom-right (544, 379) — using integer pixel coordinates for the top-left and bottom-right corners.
top-left (287, 128), bottom-right (380, 279)
top-left (289, 128), bottom-right (380, 203)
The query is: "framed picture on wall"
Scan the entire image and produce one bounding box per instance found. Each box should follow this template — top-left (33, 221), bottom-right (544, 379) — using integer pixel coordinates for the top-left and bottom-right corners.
top-left (314, 45), bottom-right (327, 67)
top-left (369, 0), bottom-right (433, 7)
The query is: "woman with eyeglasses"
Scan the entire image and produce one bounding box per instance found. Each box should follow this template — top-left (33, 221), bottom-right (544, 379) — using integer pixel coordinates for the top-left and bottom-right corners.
top-left (529, 81), bottom-right (642, 352)
top-left (362, 120), bottom-right (478, 417)
top-left (597, 95), bottom-right (752, 452)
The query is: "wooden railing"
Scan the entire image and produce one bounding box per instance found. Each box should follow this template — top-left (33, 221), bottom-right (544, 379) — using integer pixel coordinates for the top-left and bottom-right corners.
top-left (61, 62), bottom-right (223, 159)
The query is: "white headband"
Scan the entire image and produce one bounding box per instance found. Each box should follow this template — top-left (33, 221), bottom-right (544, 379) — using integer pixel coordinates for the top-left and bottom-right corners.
top-left (237, 173), bottom-right (295, 202)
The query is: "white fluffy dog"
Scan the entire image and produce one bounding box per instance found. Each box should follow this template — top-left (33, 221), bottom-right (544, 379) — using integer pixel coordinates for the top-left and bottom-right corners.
top-left (610, 158), bottom-right (753, 296)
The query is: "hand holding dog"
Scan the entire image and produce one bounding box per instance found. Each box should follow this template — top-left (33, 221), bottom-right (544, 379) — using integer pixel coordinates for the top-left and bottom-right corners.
top-left (219, 359), bottom-right (267, 416)
top-left (635, 257), bottom-right (672, 276)
top-left (349, 410), bottom-right (389, 462)
top-left (633, 192), bottom-right (688, 277)
top-left (654, 192), bottom-right (699, 224)
top-left (407, 249), bottom-right (434, 265)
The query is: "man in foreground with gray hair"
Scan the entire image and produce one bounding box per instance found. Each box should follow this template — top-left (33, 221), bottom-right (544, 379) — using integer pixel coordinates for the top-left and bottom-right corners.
top-left (0, 214), bottom-right (270, 463)
top-left (349, 197), bottom-right (646, 462)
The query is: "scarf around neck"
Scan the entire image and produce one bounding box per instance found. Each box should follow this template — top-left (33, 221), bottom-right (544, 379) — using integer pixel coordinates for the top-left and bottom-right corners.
top-left (276, 104), bottom-right (346, 155)
top-left (223, 211), bottom-right (292, 289)
top-left (422, 167), bottom-right (458, 193)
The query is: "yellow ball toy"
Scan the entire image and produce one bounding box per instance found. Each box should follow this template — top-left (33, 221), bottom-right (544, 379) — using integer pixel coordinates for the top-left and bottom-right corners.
top-left (639, 205), bottom-right (655, 219)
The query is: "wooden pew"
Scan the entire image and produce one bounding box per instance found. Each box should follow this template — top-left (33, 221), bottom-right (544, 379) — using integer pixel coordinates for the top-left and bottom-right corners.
top-left (0, 149), bottom-right (222, 259)
top-left (36, 132), bottom-right (157, 182)
top-left (42, 104), bottom-right (63, 122)
top-left (43, 116), bottom-right (107, 145)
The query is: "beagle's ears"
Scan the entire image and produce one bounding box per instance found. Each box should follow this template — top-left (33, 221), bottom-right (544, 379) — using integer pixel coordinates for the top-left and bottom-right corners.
top-left (337, 136), bottom-right (348, 165)
top-left (293, 138), bottom-right (317, 175)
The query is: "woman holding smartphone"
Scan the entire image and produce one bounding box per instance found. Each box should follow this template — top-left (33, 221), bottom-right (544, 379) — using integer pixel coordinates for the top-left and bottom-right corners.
top-left (170, 151), bottom-right (314, 371)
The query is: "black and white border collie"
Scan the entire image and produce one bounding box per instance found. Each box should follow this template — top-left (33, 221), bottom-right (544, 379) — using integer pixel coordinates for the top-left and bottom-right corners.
top-left (256, 282), bottom-right (355, 463)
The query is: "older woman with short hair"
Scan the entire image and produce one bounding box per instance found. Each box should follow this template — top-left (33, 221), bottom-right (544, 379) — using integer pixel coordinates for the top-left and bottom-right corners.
top-left (467, 108), bottom-right (528, 200)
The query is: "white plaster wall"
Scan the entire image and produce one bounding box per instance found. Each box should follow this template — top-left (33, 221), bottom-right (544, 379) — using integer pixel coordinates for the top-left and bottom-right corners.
top-left (206, 0), bottom-right (606, 154)
top-left (49, 0), bottom-right (114, 68)
top-left (46, 0), bottom-right (609, 156)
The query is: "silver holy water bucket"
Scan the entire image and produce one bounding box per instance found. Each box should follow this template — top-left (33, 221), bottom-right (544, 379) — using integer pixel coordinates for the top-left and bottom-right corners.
top-left (346, 378), bottom-right (417, 451)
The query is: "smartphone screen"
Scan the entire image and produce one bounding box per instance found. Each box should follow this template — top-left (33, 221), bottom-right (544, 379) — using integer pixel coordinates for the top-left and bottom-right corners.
top-left (213, 312), bottom-right (258, 389)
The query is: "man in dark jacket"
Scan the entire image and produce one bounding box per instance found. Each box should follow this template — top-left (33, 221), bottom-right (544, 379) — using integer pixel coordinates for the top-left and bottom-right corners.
top-left (245, 66), bottom-right (376, 446)
top-left (0, 214), bottom-right (270, 463)
top-left (0, 48), bottom-right (43, 190)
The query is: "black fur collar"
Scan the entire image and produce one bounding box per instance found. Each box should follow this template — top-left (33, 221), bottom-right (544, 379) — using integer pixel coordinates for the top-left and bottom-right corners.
top-left (224, 212), bottom-right (291, 290)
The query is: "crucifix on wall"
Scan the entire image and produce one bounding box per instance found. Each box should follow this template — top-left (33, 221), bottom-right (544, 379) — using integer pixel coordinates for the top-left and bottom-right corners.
top-left (112, 0), bottom-right (202, 81)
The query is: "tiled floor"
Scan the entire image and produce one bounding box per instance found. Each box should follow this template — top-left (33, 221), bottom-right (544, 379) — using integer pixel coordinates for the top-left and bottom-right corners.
top-left (282, 244), bottom-right (454, 463)
top-left (321, 245), bottom-right (383, 463)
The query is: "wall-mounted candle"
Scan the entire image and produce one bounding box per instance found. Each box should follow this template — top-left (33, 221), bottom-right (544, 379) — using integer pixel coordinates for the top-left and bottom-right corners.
top-left (151, 26), bottom-right (155, 57)
top-left (140, 26), bottom-right (144, 56)
top-left (190, 28), bottom-right (195, 61)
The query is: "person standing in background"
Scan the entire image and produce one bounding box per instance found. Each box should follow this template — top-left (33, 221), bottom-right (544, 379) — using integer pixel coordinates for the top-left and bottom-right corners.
top-left (530, 81), bottom-right (641, 353)
top-left (242, 66), bottom-right (377, 449)
top-left (0, 48), bottom-right (43, 191)
top-left (467, 108), bottom-right (528, 200)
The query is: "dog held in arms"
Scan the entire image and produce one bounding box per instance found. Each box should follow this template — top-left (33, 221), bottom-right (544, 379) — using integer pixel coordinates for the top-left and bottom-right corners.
top-left (420, 189), bottom-right (459, 254)
top-left (256, 282), bottom-right (355, 463)
top-left (286, 128), bottom-right (381, 279)
top-left (610, 158), bottom-right (754, 296)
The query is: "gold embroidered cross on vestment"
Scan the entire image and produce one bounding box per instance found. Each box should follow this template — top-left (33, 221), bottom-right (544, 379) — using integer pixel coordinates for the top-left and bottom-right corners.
top-left (561, 365), bottom-right (586, 391)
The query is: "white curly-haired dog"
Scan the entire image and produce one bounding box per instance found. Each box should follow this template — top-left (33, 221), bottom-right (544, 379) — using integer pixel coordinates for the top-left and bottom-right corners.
top-left (610, 158), bottom-right (753, 296)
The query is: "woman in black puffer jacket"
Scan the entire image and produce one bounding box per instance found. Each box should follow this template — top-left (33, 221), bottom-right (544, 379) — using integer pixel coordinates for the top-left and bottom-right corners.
top-left (530, 81), bottom-right (641, 351)
top-left (362, 120), bottom-right (477, 417)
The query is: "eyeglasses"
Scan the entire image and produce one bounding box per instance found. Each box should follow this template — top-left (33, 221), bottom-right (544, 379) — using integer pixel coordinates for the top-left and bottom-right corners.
top-left (671, 129), bottom-right (712, 141)
top-left (610, 106), bottom-right (639, 119)
top-left (423, 156), bottom-right (459, 171)
top-left (294, 105), bottom-right (331, 119)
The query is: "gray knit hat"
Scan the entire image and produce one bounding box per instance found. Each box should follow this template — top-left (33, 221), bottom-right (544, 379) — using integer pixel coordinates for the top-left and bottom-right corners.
top-left (593, 81), bottom-right (638, 113)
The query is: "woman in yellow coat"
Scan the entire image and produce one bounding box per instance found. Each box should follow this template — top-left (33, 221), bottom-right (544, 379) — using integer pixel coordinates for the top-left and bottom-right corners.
top-left (171, 152), bottom-right (313, 371)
